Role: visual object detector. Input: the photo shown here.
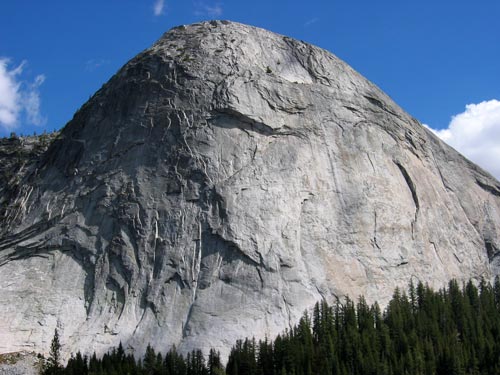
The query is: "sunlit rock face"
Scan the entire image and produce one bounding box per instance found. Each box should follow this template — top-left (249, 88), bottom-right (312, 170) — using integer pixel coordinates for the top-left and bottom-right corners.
top-left (1, 20), bottom-right (500, 360)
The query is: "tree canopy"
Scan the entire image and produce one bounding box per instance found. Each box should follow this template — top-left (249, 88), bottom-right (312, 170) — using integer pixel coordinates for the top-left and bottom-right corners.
top-left (47, 277), bottom-right (500, 375)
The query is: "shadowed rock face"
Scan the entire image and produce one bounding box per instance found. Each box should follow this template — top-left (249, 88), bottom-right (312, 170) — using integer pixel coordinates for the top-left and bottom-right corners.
top-left (1, 20), bottom-right (500, 359)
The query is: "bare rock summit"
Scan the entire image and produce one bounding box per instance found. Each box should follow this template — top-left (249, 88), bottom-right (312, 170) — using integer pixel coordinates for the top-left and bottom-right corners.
top-left (1, 20), bottom-right (500, 359)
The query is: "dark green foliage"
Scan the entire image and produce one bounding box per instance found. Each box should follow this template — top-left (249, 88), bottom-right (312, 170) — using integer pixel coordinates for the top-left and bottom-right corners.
top-left (227, 277), bottom-right (500, 375)
top-left (42, 329), bottom-right (63, 375)
top-left (53, 343), bottom-right (221, 375)
top-left (208, 349), bottom-right (224, 375)
top-left (53, 277), bottom-right (500, 375)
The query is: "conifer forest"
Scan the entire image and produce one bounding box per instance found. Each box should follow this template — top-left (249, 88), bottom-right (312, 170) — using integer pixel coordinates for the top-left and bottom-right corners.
top-left (43, 278), bottom-right (500, 375)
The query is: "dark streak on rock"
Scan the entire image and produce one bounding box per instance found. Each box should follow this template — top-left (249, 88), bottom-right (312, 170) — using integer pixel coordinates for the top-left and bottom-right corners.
top-left (476, 179), bottom-right (500, 197)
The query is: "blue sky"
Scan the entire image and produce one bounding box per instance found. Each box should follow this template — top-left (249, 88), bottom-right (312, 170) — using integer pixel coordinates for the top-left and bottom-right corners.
top-left (1, 0), bottom-right (499, 177)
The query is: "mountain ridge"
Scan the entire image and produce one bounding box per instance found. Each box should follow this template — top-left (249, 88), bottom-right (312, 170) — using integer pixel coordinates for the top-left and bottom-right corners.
top-left (1, 20), bottom-right (499, 360)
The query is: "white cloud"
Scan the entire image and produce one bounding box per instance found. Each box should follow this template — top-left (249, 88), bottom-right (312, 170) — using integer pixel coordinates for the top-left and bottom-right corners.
top-left (0, 59), bottom-right (23, 129)
top-left (194, 1), bottom-right (223, 17)
top-left (0, 58), bottom-right (46, 131)
top-left (427, 100), bottom-right (500, 180)
top-left (153, 0), bottom-right (165, 16)
top-left (304, 17), bottom-right (319, 27)
top-left (85, 59), bottom-right (110, 72)
top-left (25, 75), bottom-right (46, 126)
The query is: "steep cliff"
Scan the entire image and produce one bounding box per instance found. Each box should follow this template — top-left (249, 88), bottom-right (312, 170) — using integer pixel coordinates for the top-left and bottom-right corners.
top-left (1, 20), bottom-right (500, 359)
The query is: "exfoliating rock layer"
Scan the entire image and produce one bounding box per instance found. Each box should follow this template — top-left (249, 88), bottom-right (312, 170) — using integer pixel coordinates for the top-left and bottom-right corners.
top-left (1, 20), bottom-right (500, 359)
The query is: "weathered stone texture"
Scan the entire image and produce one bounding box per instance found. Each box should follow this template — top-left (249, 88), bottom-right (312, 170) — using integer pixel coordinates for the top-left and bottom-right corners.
top-left (1, 20), bottom-right (500, 359)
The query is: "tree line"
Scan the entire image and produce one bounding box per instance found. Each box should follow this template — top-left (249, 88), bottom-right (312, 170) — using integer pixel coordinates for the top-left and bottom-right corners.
top-left (43, 277), bottom-right (500, 375)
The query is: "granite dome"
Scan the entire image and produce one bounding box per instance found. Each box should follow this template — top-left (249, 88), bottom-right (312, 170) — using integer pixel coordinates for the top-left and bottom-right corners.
top-left (1, 20), bottom-right (500, 360)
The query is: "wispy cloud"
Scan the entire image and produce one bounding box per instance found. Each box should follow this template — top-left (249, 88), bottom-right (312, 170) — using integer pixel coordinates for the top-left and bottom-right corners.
top-left (0, 59), bottom-right (22, 129)
top-left (85, 59), bottom-right (110, 72)
top-left (425, 99), bottom-right (500, 180)
top-left (304, 17), bottom-right (319, 27)
top-left (25, 74), bottom-right (46, 126)
top-left (153, 0), bottom-right (165, 16)
top-left (0, 58), bottom-right (46, 131)
top-left (194, 1), bottom-right (223, 17)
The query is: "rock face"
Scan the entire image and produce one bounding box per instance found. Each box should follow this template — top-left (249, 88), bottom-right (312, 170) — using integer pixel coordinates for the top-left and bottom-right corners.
top-left (1, 20), bottom-right (500, 359)
top-left (0, 133), bottom-right (57, 221)
top-left (0, 352), bottom-right (41, 375)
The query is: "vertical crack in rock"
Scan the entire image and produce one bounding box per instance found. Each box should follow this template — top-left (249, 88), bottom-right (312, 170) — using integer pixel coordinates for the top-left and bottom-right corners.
top-left (366, 152), bottom-right (376, 173)
top-left (395, 162), bottom-right (420, 238)
top-left (485, 240), bottom-right (500, 262)
top-left (372, 211), bottom-right (381, 250)
top-left (182, 224), bottom-right (203, 338)
top-left (430, 242), bottom-right (443, 264)
top-left (182, 302), bottom-right (196, 339)
top-left (282, 296), bottom-right (293, 330)
top-left (434, 162), bottom-right (453, 192)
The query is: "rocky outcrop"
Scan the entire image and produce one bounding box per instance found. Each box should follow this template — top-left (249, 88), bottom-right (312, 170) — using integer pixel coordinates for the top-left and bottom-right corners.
top-left (1, 20), bottom-right (500, 360)
top-left (0, 352), bottom-right (41, 375)
top-left (0, 133), bottom-right (57, 222)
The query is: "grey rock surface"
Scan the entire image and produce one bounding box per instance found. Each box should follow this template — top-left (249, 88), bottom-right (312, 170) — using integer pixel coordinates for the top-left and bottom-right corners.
top-left (0, 352), bottom-right (41, 375)
top-left (1, 20), bottom-right (500, 360)
top-left (0, 133), bottom-right (57, 221)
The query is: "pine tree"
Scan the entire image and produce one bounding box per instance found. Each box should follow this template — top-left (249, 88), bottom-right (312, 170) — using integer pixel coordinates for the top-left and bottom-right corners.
top-left (88, 352), bottom-right (101, 374)
top-left (47, 278), bottom-right (500, 375)
top-left (43, 328), bottom-right (63, 375)
top-left (143, 344), bottom-right (158, 375)
top-left (494, 276), bottom-right (500, 311)
top-left (66, 351), bottom-right (88, 375)
top-left (164, 345), bottom-right (187, 375)
top-left (208, 349), bottom-right (225, 375)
